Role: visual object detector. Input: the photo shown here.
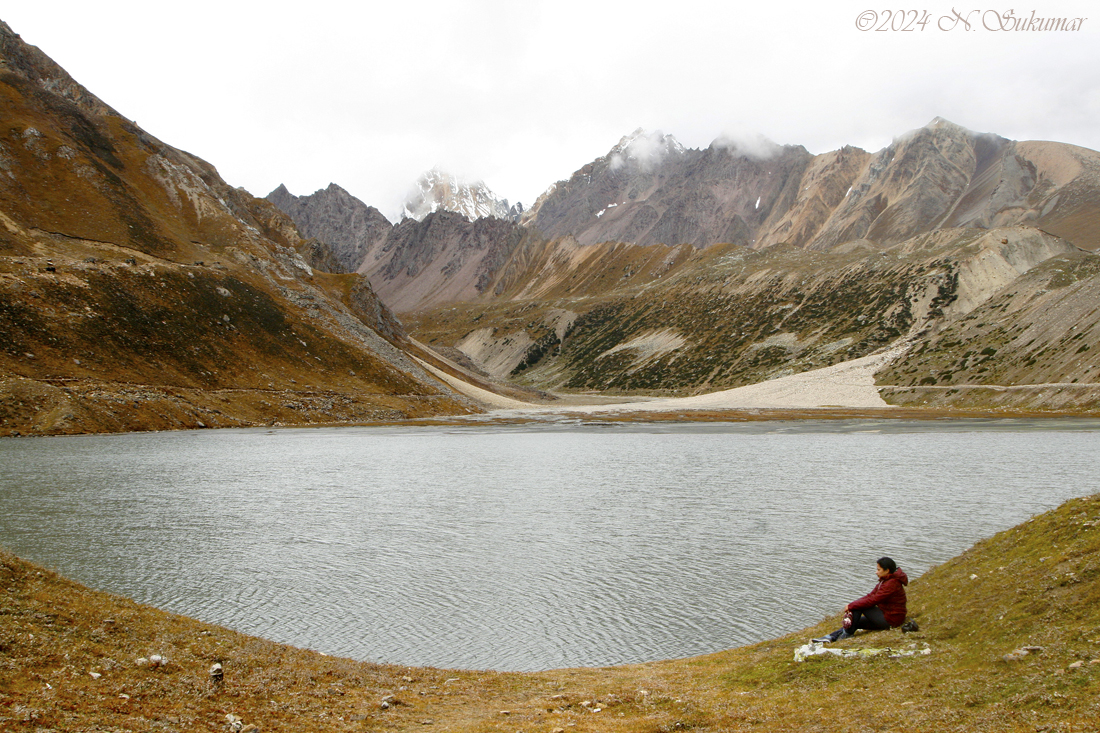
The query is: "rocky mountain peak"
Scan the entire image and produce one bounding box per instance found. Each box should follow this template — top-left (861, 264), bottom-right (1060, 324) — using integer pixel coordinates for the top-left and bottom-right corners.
top-left (926, 116), bottom-right (969, 132)
top-left (608, 129), bottom-right (686, 171)
top-left (402, 169), bottom-right (521, 223)
top-left (710, 131), bottom-right (787, 160)
top-left (893, 117), bottom-right (991, 151)
top-left (266, 183), bottom-right (393, 273)
top-left (521, 127), bottom-right (807, 248)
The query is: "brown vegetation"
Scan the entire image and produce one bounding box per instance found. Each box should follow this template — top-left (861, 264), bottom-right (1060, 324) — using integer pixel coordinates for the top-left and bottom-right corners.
top-left (0, 22), bottom-right (484, 437)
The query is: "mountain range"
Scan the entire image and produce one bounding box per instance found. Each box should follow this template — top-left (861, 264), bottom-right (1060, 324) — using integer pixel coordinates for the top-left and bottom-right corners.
top-left (0, 20), bottom-right (540, 436)
top-left (519, 123), bottom-right (1100, 251)
top-left (3, 14), bottom-right (1100, 436)
top-left (270, 118), bottom-right (1100, 313)
top-left (270, 121), bottom-right (1100, 412)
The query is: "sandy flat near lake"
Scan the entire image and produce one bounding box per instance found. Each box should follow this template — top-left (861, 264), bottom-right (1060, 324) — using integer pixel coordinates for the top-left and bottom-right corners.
top-left (430, 345), bottom-right (909, 415)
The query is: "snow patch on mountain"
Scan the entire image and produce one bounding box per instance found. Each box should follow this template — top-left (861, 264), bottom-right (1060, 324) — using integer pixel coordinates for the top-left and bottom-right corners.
top-left (402, 169), bottom-right (522, 222)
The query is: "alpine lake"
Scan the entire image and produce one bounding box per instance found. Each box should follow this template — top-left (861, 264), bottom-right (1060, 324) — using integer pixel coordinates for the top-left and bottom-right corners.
top-left (2, 418), bottom-right (1098, 672)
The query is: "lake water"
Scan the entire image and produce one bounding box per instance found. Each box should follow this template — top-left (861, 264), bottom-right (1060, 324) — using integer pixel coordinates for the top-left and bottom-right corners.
top-left (1, 419), bottom-right (1098, 671)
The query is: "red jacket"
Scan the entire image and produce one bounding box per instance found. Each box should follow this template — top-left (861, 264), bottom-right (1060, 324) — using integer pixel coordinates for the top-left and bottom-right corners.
top-left (849, 569), bottom-right (908, 627)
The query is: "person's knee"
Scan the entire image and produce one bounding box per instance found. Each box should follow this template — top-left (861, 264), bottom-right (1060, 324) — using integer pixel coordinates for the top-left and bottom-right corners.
top-left (866, 608), bottom-right (889, 630)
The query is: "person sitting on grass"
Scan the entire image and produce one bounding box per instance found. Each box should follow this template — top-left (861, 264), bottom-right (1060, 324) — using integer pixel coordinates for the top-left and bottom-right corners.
top-left (813, 556), bottom-right (908, 643)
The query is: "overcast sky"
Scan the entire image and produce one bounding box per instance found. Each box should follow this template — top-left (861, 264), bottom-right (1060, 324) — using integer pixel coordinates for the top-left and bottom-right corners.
top-left (6, 1), bottom-right (1099, 219)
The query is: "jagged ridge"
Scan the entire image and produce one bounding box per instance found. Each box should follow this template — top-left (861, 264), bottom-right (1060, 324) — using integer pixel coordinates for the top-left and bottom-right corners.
top-left (522, 120), bottom-right (1100, 252)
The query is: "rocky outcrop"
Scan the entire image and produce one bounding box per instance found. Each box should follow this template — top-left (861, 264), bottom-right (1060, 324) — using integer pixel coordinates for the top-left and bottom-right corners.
top-left (0, 20), bottom-right (117, 119)
top-left (878, 236), bottom-right (1100, 410)
top-left (360, 212), bottom-right (531, 312)
top-left (266, 183), bottom-right (393, 273)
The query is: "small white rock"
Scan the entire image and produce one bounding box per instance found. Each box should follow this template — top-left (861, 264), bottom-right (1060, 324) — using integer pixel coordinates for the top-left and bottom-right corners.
top-left (89, 671), bottom-right (101, 679)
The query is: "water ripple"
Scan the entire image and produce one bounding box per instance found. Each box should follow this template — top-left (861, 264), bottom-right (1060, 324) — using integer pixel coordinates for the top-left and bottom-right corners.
top-left (1, 421), bottom-right (1098, 670)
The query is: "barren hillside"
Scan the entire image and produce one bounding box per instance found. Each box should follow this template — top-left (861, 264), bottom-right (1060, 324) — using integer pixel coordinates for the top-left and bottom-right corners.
top-left (0, 21), bottom-right (480, 436)
top-left (405, 225), bottom-right (1100, 412)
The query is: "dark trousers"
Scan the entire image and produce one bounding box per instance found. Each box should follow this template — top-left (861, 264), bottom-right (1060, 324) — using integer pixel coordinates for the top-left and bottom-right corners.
top-left (848, 605), bottom-right (889, 632)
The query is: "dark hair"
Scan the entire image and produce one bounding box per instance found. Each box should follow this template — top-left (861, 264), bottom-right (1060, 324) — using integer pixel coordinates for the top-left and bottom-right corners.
top-left (877, 557), bottom-right (897, 573)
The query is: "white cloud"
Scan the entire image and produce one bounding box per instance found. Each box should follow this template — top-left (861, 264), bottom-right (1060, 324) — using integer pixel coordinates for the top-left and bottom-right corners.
top-left (608, 130), bottom-right (683, 171)
top-left (712, 131), bottom-right (783, 160)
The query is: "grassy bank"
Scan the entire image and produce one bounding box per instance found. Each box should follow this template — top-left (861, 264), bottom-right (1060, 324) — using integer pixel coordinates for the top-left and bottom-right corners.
top-left (3, 495), bottom-right (1099, 732)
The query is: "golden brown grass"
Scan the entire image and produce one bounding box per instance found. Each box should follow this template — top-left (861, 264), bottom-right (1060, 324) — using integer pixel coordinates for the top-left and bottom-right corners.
top-left (4, 494), bottom-right (1100, 731)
